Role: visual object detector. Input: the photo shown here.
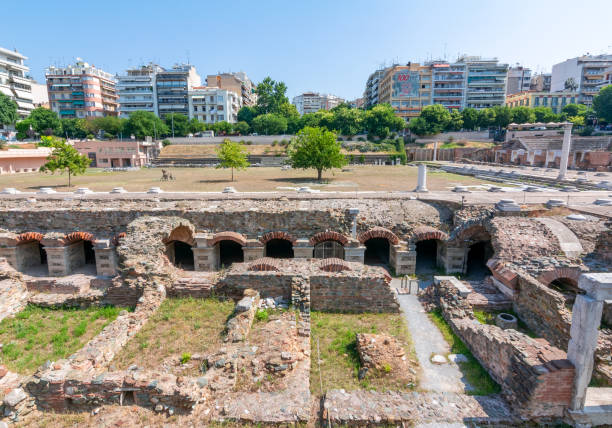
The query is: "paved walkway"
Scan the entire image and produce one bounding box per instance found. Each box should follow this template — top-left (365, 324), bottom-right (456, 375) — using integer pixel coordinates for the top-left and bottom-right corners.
top-left (394, 282), bottom-right (468, 393)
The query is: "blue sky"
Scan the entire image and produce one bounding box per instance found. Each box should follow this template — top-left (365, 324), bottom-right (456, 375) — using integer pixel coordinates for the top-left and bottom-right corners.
top-left (3, 0), bottom-right (611, 100)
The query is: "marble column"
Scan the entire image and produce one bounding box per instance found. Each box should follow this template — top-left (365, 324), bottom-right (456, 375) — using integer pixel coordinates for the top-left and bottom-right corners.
top-left (557, 122), bottom-right (573, 180)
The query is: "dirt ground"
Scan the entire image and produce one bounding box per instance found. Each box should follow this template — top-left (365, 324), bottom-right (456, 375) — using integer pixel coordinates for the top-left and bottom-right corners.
top-left (0, 165), bottom-right (498, 192)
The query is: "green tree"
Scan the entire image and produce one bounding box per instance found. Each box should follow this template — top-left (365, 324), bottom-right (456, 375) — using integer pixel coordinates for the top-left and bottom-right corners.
top-left (287, 126), bottom-right (346, 180)
top-left (532, 107), bottom-right (559, 123)
top-left (446, 110), bottom-right (464, 131)
top-left (164, 113), bottom-right (189, 137)
top-left (299, 112), bottom-right (322, 129)
top-left (477, 108), bottom-right (496, 128)
top-left (407, 117), bottom-right (429, 136)
top-left (28, 107), bottom-right (61, 136)
top-left (252, 113), bottom-right (288, 135)
top-left (39, 137), bottom-right (91, 187)
top-left (212, 121), bottom-right (233, 135)
top-left (331, 106), bottom-right (364, 136)
top-left (188, 118), bottom-right (206, 134)
top-left (15, 118), bottom-right (34, 140)
top-left (60, 118), bottom-right (89, 139)
top-left (593, 85), bottom-right (612, 123)
top-left (461, 108), bottom-right (479, 130)
top-left (561, 103), bottom-right (588, 118)
top-left (233, 121), bottom-right (250, 135)
top-left (364, 104), bottom-right (405, 138)
top-left (215, 139), bottom-right (249, 181)
top-left (123, 110), bottom-right (168, 139)
top-left (510, 106), bottom-right (536, 124)
top-left (237, 106), bottom-right (257, 126)
top-left (420, 104), bottom-right (452, 134)
top-left (491, 106), bottom-right (512, 128)
top-left (255, 77), bottom-right (289, 115)
top-left (0, 93), bottom-right (18, 126)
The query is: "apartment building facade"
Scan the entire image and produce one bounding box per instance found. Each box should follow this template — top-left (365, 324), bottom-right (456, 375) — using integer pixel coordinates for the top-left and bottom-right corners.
top-left (46, 59), bottom-right (118, 119)
top-left (0, 47), bottom-right (35, 120)
top-left (429, 61), bottom-right (466, 110)
top-left (551, 54), bottom-right (612, 106)
top-left (206, 72), bottom-right (256, 107)
top-left (458, 56), bottom-right (509, 109)
top-left (505, 91), bottom-right (577, 114)
top-left (378, 63), bottom-right (432, 123)
top-left (530, 73), bottom-right (551, 92)
top-left (117, 63), bottom-right (164, 118)
top-left (292, 92), bottom-right (345, 115)
top-left (506, 66), bottom-right (532, 95)
top-left (188, 87), bottom-right (241, 124)
top-left (155, 64), bottom-right (201, 118)
top-left (363, 69), bottom-right (386, 108)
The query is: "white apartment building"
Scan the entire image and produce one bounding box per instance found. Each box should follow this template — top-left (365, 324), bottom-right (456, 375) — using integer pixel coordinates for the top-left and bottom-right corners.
top-left (117, 63), bottom-right (164, 118)
top-left (457, 56), bottom-right (509, 109)
top-left (506, 65), bottom-right (532, 95)
top-left (0, 47), bottom-right (35, 120)
top-left (363, 69), bottom-right (386, 108)
top-left (292, 92), bottom-right (344, 115)
top-left (188, 87), bottom-right (241, 124)
top-left (551, 54), bottom-right (612, 106)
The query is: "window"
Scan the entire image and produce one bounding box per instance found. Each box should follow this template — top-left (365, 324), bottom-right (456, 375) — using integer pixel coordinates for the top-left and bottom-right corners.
top-left (217, 105), bottom-right (224, 111)
top-left (542, 97), bottom-right (548, 106)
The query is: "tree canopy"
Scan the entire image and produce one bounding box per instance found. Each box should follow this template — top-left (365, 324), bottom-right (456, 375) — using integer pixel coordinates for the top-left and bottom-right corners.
top-left (215, 139), bottom-right (249, 181)
top-left (0, 93), bottom-right (18, 126)
top-left (28, 107), bottom-right (61, 135)
top-left (287, 126), bottom-right (346, 180)
top-left (255, 77), bottom-right (290, 115)
top-left (593, 85), bottom-right (612, 123)
top-left (123, 110), bottom-right (168, 139)
top-left (39, 137), bottom-right (90, 187)
top-left (364, 104), bottom-right (405, 138)
top-left (252, 113), bottom-right (288, 135)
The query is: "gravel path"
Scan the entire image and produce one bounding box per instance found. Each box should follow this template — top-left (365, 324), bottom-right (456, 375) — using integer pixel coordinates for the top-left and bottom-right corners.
top-left (395, 286), bottom-right (468, 393)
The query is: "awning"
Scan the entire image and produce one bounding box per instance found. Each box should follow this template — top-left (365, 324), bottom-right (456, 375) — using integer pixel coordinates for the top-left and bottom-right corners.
top-left (16, 100), bottom-right (32, 109)
top-left (12, 89), bottom-right (32, 100)
top-left (0, 86), bottom-right (12, 97)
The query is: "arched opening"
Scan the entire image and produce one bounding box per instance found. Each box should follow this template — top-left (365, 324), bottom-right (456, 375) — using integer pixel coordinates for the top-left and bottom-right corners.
top-left (166, 240), bottom-right (195, 270)
top-left (313, 240), bottom-right (345, 259)
top-left (466, 240), bottom-right (493, 280)
top-left (415, 239), bottom-right (438, 275)
top-left (549, 277), bottom-right (580, 309)
top-left (84, 240), bottom-right (96, 265)
top-left (364, 238), bottom-right (390, 266)
top-left (218, 240), bottom-right (244, 268)
top-left (265, 239), bottom-right (294, 259)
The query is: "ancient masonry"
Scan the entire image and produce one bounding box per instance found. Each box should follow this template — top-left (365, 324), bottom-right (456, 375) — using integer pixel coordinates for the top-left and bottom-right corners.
top-left (0, 194), bottom-right (610, 425)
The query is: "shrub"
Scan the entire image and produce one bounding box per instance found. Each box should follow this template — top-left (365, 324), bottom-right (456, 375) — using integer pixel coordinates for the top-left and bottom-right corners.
top-left (162, 139), bottom-right (172, 147)
top-left (382, 363), bottom-right (392, 373)
top-left (446, 136), bottom-right (454, 143)
top-left (180, 352), bottom-right (191, 364)
top-left (272, 140), bottom-right (278, 146)
top-left (246, 140), bottom-right (253, 145)
top-left (255, 309), bottom-right (269, 322)
top-left (357, 136), bottom-right (366, 142)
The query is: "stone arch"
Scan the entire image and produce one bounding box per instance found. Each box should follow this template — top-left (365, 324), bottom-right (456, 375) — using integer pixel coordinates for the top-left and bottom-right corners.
top-left (410, 226), bottom-right (448, 243)
top-left (309, 231), bottom-right (349, 246)
top-left (319, 258), bottom-right (352, 272)
top-left (455, 224), bottom-right (494, 279)
top-left (537, 267), bottom-right (583, 289)
top-left (163, 225), bottom-right (196, 246)
top-left (247, 257), bottom-right (281, 272)
top-left (61, 231), bottom-right (95, 245)
top-left (260, 231), bottom-right (296, 245)
top-left (209, 231), bottom-right (247, 247)
top-left (16, 232), bottom-right (44, 244)
top-left (358, 227), bottom-right (400, 245)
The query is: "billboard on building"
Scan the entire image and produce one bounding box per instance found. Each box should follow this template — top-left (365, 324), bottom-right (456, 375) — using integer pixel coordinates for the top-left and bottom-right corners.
top-left (392, 70), bottom-right (420, 97)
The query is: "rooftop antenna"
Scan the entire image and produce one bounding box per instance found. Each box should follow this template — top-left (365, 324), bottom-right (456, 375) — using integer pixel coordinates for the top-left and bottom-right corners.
top-left (186, 50), bottom-right (191, 65)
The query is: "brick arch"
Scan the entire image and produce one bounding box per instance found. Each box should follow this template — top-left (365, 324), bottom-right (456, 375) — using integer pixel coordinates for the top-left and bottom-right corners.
top-left (61, 231), bottom-right (95, 245)
top-left (163, 225), bottom-right (196, 246)
top-left (319, 258), bottom-right (352, 272)
top-left (260, 231), bottom-right (296, 245)
top-left (410, 226), bottom-right (448, 243)
top-left (209, 231), bottom-right (247, 247)
top-left (310, 231), bottom-right (349, 246)
top-left (537, 267), bottom-right (583, 288)
top-left (247, 257), bottom-right (281, 272)
top-left (358, 227), bottom-right (400, 245)
top-left (111, 232), bottom-right (126, 247)
top-left (455, 224), bottom-right (491, 243)
top-left (16, 232), bottom-right (44, 244)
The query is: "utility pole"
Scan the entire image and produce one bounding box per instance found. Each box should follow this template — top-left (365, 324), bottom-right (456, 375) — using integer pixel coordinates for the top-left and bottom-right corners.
top-left (153, 121), bottom-right (157, 140)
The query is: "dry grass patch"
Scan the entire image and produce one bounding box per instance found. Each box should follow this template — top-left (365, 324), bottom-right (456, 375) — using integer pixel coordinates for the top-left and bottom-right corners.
top-left (310, 312), bottom-right (418, 394)
top-left (112, 297), bottom-right (235, 373)
top-left (0, 165), bottom-right (501, 192)
top-left (0, 305), bottom-right (122, 374)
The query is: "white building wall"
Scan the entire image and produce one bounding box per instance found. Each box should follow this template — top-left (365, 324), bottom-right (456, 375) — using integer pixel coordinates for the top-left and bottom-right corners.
top-left (551, 58), bottom-right (581, 93)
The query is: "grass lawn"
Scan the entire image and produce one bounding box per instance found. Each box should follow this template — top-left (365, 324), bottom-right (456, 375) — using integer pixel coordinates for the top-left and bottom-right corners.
top-left (0, 305), bottom-right (122, 374)
top-left (112, 297), bottom-right (235, 373)
top-left (310, 312), bottom-right (418, 395)
top-left (428, 309), bottom-right (500, 395)
top-left (473, 309), bottom-right (537, 338)
top-left (0, 165), bottom-right (501, 193)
